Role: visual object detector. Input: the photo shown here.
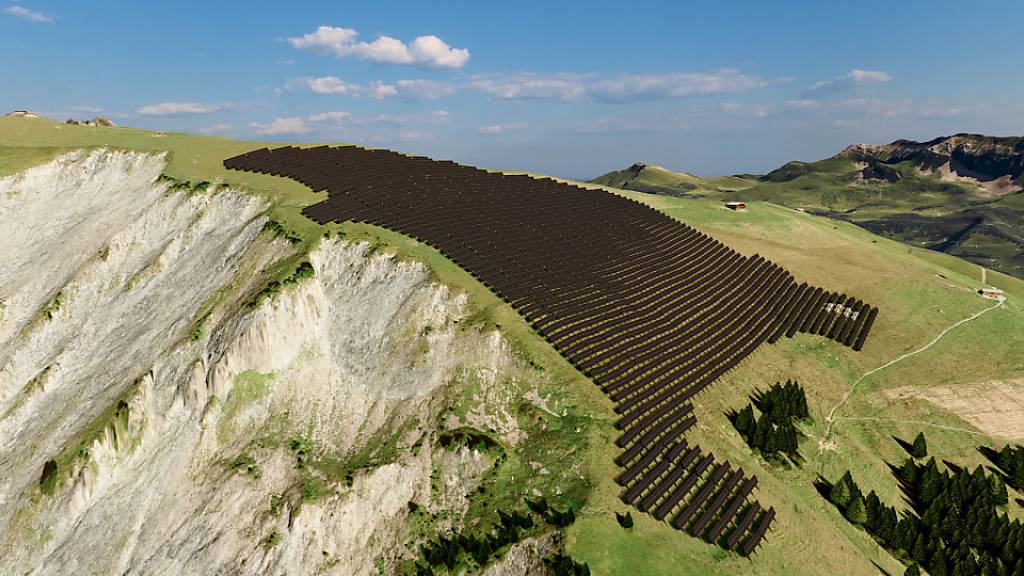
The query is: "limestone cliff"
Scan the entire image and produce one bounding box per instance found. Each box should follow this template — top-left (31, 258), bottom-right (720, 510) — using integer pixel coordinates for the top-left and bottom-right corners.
top-left (0, 150), bottom-right (554, 575)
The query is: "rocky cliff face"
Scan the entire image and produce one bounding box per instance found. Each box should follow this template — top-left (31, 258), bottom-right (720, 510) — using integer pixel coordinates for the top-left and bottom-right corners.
top-left (0, 151), bottom-right (545, 575)
top-left (839, 134), bottom-right (1024, 193)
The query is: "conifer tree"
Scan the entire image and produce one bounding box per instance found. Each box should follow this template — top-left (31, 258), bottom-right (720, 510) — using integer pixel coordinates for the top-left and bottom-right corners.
top-left (751, 416), bottom-right (771, 451)
top-left (845, 493), bottom-right (867, 525)
top-left (1013, 457), bottom-right (1024, 489)
top-left (911, 432), bottom-right (928, 459)
top-left (733, 405), bottom-right (755, 437)
top-left (830, 473), bottom-right (852, 509)
top-left (929, 550), bottom-right (948, 576)
top-left (901, 457), bottom-right (920, 486)
top-left (903, 563), bottom-right (921, 576)
top-left (999, 445), bottom-right (1015, 472)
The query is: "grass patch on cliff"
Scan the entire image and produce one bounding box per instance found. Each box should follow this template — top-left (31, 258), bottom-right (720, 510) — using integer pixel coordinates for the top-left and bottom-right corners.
top-left (39, 382), bottom-right (143, 498)
top-left (308, 415), bottom-right (421, 488)
top-left (217, 370), bottom-right (274, 444)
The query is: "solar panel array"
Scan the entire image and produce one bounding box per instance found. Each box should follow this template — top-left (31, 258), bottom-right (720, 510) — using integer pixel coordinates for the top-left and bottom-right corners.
top-left (224, 145), bottom-right (878, 555)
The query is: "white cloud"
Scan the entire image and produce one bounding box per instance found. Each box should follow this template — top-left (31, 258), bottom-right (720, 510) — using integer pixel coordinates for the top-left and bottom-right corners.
top-left (307, 111), bottom-right (351, 122)
top-left (806, 69), bottom-right (892, 96)
top-left (464, 73), bottom-right (590, 101)
top-left (247, 117), bottom-right (311, 135)
top-left (286, 76), bottom-right (359, 95)
top-left (136, 102), bottom-right (229, 117)
top-left (375, 110), bottom-right (449, 126)
top-left (478, 122), bottom-right (529, 135)
top-left (288, 26), bottom-right (469, 68)
top-left (286, 69), bottom-right (770, 104)
top-left (286, 76), bottom-right (456, 101)
top-left (464, 70), bottom-right (766, 102)
top-left (386, 79), bottom-right (456, 100)
top-left (589, 70), bottom-right (767, 102)
top-left (244, 109), bottom-right (447, 142)
top-left (198, 123), bottom-right (236, 134)
top-left (3, 5), bottom-right (53, 22)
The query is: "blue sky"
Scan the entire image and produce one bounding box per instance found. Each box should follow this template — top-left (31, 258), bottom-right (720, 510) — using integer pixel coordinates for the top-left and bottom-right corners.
top-left (3, 1), bottom-right (1023, 178)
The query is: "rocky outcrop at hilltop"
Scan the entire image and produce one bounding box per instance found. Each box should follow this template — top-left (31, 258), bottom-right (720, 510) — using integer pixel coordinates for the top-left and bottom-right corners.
top-left (66, 117), bottom-right (117, 127)
top-left (4, 111), bottom-right (41, 118)
top-left (839, 134), bottom-right (1024, 193)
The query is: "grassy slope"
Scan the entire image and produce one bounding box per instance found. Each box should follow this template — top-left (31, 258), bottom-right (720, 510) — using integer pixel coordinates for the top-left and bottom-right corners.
top-left (3, 117), bottom-right (1024, 575)
top-left (591, 163), bottom-right (755, 197)
top-left (594, 155), bottom-right (1024, 279)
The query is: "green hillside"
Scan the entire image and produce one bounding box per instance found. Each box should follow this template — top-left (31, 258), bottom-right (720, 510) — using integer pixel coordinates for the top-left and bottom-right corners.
top-left (594, 136), bottom-right (1024, 280)
top-left (590, 162), bottom-right (755, 197)
top-left (4, 116), bottom-right (1024, 575)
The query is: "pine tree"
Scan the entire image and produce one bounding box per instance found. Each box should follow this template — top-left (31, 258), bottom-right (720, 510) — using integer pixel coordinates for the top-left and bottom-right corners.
top-left (911, 533), bottom-right (929, 564)
top-left (734, 405), bottom-right (755, 438)
top-left (903, 564), bottom-right (921, 576)
top-left (865, 491), bottom-right (881, 530)
top-left (920, 462), bottom-right (942, 505)
top-left (902, 458), bottom-right (920, 486)
top-left (1013, 457), bottom-right (1024, 489)
top-left (910, 432), bottom-right (928, 458)
top-left (999, 445), bottom-right (1015, 472)
top-left (845, 493), bottom-right (867, 525)
top-left (752, 416), bottom-right (771, 451)
top-left (930, 550), bottom-right (949, 576)
top-left (830, 474), bottom-right (852, 509)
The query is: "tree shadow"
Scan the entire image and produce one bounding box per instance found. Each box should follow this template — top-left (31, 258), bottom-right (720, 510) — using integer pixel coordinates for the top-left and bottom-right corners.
top-left (813, 475), bottom-right (834, 501)
top-left (892, 435), bottom-right (915, 457)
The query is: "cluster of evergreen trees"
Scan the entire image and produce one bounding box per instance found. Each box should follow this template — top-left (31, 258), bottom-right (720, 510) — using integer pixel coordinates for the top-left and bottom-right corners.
top-left (414, 497), bottom-right (587, 575)
top-left (991, 445), bottom-right (1024, 490)
top-left (826, 452), bottom-right (1024, 576)
top-left (730, 380), bottom-right (809, 462)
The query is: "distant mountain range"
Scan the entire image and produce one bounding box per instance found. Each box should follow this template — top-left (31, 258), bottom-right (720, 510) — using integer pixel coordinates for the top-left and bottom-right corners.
top-left (592, 134), bottom-right (1024, 279)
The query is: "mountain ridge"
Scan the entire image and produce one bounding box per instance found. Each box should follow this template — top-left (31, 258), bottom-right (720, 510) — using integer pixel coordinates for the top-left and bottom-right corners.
top-left (592, 133), bottom-right (1024, 279)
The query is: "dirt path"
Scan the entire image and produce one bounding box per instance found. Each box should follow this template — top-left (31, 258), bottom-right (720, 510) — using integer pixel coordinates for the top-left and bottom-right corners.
top-left (822, 297), bottom-right (1005, 442)
top-left (831, 416), bottom-right (990, 438)
top-left (981, 265), bottom-right (987, 285)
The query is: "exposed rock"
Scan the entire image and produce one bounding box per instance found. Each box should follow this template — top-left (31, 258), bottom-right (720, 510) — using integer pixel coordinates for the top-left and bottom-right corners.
top-left (65, 117), bottom-right (118, 128)
top-left (857, 162), bottom-right (902, 183)
top-left (0, 150), bottom-right (540, 575)
top-left (839, 134), bottom-right (1024, 193)
top-left (5, 111), bottom-right (41, 118)
top-left (481, 533), bottom-right (556, 576)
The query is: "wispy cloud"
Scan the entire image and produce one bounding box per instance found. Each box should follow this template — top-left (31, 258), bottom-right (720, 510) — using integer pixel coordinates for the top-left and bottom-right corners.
top-left (588, 70), bottom-right (768, 102)
top-left (478, 122), bottom-right (529, 135)
top-left (464, 73), bottom-right (591, 101)
top-left (248, 117), bottom-right (312, 135)
top-left (246, 109), bottom-right (447, 137)
top-left (135, 102), bottom-right (230, 117)
top-left (288, 26), bottom-right (469, 69)
top-left (286, 69), bottom-right (771, 104)
top-left (464, 70), bottom-right (769, 102)
top-left (805, 69), bottom-right (891, 97)
top-left (3, 5), bottom-right (54, 23)
top-left (285, 76), bottom-right (455, 100)
top-left (368, 79), bottom-right (456, 100)
top-left (197, 123), bottom-right (236, 134)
